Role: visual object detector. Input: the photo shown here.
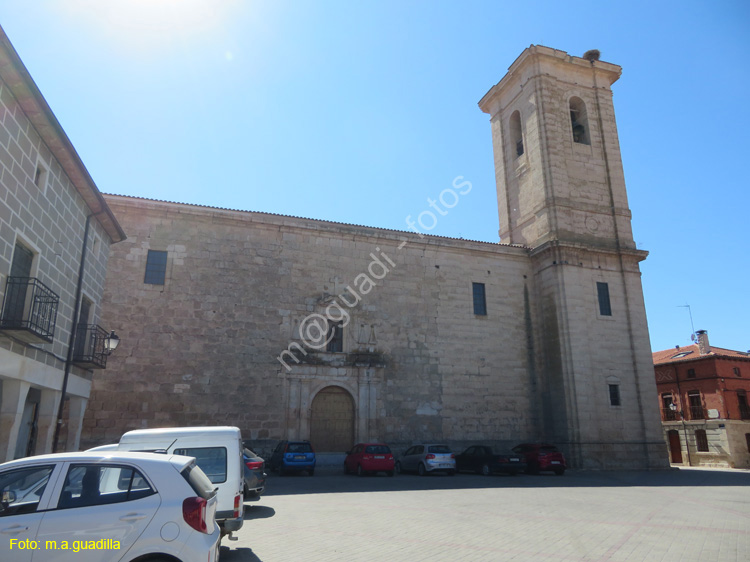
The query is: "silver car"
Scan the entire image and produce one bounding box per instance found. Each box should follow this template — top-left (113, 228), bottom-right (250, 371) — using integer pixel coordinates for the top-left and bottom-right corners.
top-left (396, 444), bottom-right (456, 476)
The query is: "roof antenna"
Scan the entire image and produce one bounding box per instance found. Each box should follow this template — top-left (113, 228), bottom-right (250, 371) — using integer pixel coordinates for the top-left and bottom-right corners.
top-left (677, 304), bottom-right (696, 342)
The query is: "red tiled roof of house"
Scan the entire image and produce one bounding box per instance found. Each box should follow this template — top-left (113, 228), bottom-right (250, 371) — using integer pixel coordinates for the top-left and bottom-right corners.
top-left (652, 344), bottom-right (750, 365)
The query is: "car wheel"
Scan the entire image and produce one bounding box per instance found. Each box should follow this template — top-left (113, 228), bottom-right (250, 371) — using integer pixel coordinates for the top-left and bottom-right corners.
top-left (554, 468), bottom-right (565, 476)
top-left (481, 463), bottom-right (492, 476)
top-left (448, 470), bottom-right (456, 476)
top-left (418, 463), bottom-right (426, 476)
top-left (343, 462), bottom-right (349, 475)
top-left (395, 461), bottom-right (402, 474)
top-left (387, 470), bottom-right (394, 477)
top-left (527, 461), bottom-right (539, 475)
top-left (309, 469), bottom-right (315, 476)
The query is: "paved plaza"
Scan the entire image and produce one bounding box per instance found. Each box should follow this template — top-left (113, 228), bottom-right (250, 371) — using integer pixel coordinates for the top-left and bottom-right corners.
top-left (220, 467), bottom-right (750, 562)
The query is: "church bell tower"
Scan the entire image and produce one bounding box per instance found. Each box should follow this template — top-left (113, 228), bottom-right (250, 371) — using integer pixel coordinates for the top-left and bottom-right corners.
top-left (479, 46), bottom-right (667, 469)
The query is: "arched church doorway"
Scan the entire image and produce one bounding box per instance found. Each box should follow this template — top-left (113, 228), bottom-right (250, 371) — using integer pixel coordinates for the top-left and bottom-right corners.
top-left (310, 386), bottom-right (354, 452)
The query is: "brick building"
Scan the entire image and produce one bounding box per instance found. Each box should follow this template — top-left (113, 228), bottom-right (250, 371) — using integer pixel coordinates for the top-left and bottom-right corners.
top-left (653, 330), bottom-right (750, 468)
top-left (0, 26), bottom-right (125, 460)
top-left (82, 46), bottom-right (668, 470)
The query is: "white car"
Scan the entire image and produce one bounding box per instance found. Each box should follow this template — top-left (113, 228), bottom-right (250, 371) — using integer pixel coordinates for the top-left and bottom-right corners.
top-left (0, 451), bottom-right (220, 562)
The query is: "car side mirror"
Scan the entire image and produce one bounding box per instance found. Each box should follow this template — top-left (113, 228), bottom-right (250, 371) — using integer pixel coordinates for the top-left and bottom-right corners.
top-left (1, 490), bottom-right (16, 508)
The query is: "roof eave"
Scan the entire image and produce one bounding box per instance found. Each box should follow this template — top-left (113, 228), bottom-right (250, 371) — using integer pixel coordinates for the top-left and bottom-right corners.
top-left (0, 25), bottom-right (125, 243)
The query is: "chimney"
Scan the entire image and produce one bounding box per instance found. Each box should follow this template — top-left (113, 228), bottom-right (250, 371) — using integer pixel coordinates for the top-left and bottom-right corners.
top-left (696, 330), bottom-right (710, 355)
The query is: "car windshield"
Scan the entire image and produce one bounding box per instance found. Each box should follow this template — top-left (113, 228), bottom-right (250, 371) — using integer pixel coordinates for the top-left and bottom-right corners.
top-left (287, 443), bottom-right (312, 453)
top-left (365, 445), bottom-right (391, 454)
top-left (428, 445), bottom-right (451, 454)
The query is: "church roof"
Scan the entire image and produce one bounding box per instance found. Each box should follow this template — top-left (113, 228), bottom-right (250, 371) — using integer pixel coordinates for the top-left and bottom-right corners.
top-left (103, 193), bottom-right (529, 250)
top-left (652, 344), bottom-right (750, 365)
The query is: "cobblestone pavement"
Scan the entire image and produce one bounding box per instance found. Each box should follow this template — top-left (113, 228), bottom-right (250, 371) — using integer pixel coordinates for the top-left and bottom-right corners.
top-left (220, 466), bottom-right (750, 562)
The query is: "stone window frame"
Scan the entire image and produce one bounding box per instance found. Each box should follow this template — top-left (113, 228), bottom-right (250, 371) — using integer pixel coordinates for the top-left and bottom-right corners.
top-left (143, 249), bottom-right (168, 285)
top-left (569, 96), bottom-right (591, 146)
top-left (33, 157), bottom-right (49, 195)
top-left (472, 282), bottom-right (487, 316)
top-left (509, 110), bottom-right (524, 158)
top-left (695, 429), bottom-right (709, 453)
top-left (595, 281), bottom-right (612, 318)
top-left (326, 320), bottom-right (344, 353)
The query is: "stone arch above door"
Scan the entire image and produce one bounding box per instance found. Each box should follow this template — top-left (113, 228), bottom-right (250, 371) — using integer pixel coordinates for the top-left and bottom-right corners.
top-left (310, 386), bottom-right (355, 453)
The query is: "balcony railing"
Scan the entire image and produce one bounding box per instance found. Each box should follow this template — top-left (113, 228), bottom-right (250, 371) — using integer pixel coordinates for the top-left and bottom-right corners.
top-left (688, 406), bottom-right (706, 420)
top-left (0, 277), bottom-right (59, 343)
top-left (661, 408), bottom-right (679, 421)
top-left (72, 324), bottom-right (109, 369)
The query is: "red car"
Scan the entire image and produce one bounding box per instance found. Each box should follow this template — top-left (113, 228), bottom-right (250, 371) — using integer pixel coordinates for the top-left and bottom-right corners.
top-left (344, 443), bottom-right (395, 476)
top-left (512, 443), bottom-right (567, 475)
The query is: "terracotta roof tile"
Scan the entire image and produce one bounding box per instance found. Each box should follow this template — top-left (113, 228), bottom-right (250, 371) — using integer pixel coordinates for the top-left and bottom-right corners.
top-left (652, 343), bottom-right (750, 365)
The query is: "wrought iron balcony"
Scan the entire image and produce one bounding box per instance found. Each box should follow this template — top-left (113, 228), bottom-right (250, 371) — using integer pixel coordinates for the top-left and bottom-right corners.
top-left (689, 406), bottom-right (706, 420)
top-left (0, 277), bottom-right (59, 343)
top-left (72, 324), bottom-right (110, 369)
top-left (661, 408), bottom-right (679, 422)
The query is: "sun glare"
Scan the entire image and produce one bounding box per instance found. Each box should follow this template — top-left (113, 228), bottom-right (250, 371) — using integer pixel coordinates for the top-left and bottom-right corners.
top-left (64, 0), bottom-right (241, 54)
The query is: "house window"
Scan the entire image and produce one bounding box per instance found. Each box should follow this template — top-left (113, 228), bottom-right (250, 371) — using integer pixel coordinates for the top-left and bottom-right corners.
top-left (34, 162), bottom-right (49, 192)
top-left (608, 384), bottom-right (621, 406)
top-left (745, 434), bottom-right (750, 454)
top-left (695, 430), bottom-right (708, 452)
top-left (596, 282), bottom-right (611, 316)
top-left (738, 391), bottom-right (750, 420)
top-left (569, 96), bottom-right (590, 145)
top-left (326, 321), bottom-right (343, 353)
top-left (144, 250), bottom-right (168, 285)
top-left (661, 393), bottom-right (677, 421)
top-left (472, 283), bottom-right (487, 316)
top-left (687, 391), bottom-right (704, 420)
top-left (734, 367), bottom-right (741, 377)
top-left (687, 368), bottom-right (696, 378)
top-left (510, 110), bottom-right (524, 157)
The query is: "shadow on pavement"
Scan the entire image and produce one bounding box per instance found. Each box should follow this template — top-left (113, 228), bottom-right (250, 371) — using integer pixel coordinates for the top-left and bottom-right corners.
top-left (258, 466), bottom-right (750, 497)
top-left (243, 505), bottom-right (275, 520)
top-left (219, 546), bottom-right (261, 561)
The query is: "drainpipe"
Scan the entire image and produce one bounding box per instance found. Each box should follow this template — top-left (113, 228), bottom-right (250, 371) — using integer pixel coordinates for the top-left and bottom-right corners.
top-left (52, 214), bottom-right (91, 453)
top-left (674, 365), bottom-right (692, 466)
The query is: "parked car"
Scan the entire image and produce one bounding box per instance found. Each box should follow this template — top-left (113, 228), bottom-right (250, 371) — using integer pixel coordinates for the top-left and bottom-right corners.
top-left (242, 447), bottom-right (266, 499)
top-left (0, 451), bottom-right (219, 562)
top-left (115, 426), bottom-right (245, 537)
top-left (269, 441), bottom-right (316, 475)
top-left (344, 443), bottom-right (395, 476)
top-left (455, 445), bottom-right (526, 475)
top-left (396, 444), bottom-right (456, 476)
top-left (512, 443), bottom-right (567, 475)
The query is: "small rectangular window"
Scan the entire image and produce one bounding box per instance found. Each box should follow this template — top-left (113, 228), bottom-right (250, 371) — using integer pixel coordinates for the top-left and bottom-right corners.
top-left (608, 384), bottom-right (621, 406)
top-left (472, 283), bottom-right (487, 316)
top-left (734, 367), bottom-right (741, 377)
top-left (34, 162), bottom-right (48, 192)
top-left (687, 368), bottom-right (696, 378)
top-left (597, 282), bottom-right (611, 316)
top-left (326, 321), bottom-right (343, 353)
top-left (695, 430), bottom-right (709, 452)
top-left (144, 250), bottom-right (168, 285)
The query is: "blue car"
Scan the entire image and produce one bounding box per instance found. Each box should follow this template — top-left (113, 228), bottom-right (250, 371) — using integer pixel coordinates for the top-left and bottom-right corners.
top-left (269, 441), bottom-right (316, 476)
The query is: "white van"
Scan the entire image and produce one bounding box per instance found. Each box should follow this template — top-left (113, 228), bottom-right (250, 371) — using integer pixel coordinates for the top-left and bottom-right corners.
top-left (115, 426), bottom-right (244, 537)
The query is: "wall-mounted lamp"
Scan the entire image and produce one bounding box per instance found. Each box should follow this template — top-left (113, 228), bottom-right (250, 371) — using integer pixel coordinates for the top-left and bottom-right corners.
top-left (104, 330), bottom-right (120, 355)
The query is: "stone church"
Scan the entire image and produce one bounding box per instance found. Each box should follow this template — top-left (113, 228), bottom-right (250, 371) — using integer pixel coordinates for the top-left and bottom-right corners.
top-left (82, 46), bottom-right (667, 469)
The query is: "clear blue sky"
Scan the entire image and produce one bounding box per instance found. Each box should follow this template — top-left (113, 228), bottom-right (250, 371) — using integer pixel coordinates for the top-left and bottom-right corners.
top-left (1, 0), bottom-right (748, 353)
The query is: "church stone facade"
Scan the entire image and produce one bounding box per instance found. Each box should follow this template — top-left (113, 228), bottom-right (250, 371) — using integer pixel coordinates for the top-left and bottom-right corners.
top-left (82, 46), bottom-right (667, 469)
